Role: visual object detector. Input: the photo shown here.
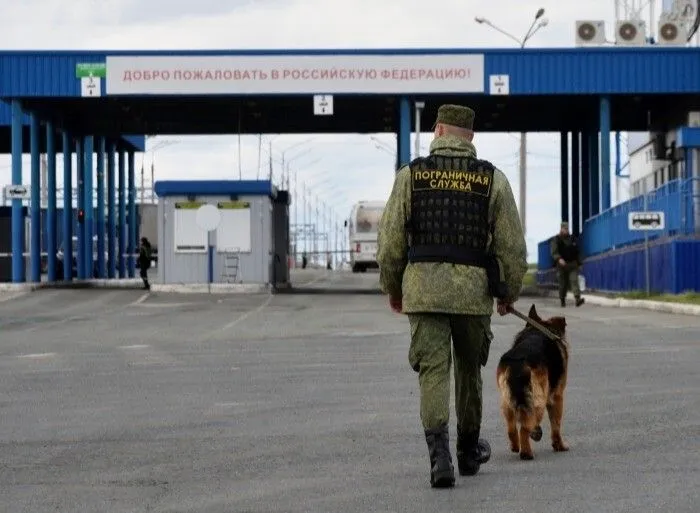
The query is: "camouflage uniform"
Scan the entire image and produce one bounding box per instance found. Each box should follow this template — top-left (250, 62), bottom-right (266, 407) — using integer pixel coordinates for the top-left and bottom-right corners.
top-left (549, 222), bottom-right (584, 307)
top-left (377, 104), bottom-right (528, 488)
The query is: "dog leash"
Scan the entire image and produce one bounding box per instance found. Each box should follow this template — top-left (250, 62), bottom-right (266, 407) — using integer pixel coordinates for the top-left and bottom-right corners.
top-left (506, 305), bottom-right (563, 342)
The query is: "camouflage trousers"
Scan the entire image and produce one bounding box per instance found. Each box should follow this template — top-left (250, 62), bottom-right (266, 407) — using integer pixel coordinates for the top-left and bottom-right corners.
top-left (558, 263), bottom-right (582, 300)
top-left (407, 313), bottom-right (492, 433)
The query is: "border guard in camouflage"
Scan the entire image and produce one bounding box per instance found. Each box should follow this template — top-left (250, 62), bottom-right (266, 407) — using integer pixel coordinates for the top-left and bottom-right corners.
top-left (377, 104), bottom-right (528, 488)
top-left (550, 221), bottom-right (585, 307)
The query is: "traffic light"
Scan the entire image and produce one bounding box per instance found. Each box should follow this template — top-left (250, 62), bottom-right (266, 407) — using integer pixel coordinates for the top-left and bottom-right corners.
top-left (77, 209), bottom-right (85, 223)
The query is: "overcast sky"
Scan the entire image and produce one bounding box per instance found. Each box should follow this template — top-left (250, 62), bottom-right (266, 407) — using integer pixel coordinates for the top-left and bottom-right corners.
top-left (0, 0), bottom-right (684, 261)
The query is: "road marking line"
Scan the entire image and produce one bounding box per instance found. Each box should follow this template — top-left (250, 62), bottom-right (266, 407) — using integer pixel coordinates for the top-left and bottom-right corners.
top-left (119, 344), bottom-right (150, 349)
top-left (201, 294), bottom-right (273, 341)
top-left (220, 294), bottom-right (273, 331)
top-left (139, 302), bottom-right (193, 308)
top-left (0, 292), bottom-right (28, 303)
top-left (129, 292), bottom-right (150, 306)
top-left (17, 353), bottom-right (56, 359)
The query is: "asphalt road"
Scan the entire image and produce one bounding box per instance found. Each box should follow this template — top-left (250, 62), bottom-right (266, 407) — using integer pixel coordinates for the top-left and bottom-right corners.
top-left (0, 270), bottom-right (698, 512)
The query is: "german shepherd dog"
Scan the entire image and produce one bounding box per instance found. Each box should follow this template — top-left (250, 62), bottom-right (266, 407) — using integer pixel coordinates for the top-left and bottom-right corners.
top-left (496, 304), bottom-right (569, 460)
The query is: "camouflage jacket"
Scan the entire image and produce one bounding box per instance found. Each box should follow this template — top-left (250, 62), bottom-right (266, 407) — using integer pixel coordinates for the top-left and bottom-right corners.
top-left (377, 135), bottom-right (528, 315)
top-left (549, 234), bottom-right (581, 266)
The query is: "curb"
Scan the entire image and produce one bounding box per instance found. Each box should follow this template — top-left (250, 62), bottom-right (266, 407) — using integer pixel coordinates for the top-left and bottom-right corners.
top-left (0, 280), bottom-right (272, 294)
top-left (541, 289), bottom-right (700, 316)
top-left (152, 283), bottom-right (270, 294)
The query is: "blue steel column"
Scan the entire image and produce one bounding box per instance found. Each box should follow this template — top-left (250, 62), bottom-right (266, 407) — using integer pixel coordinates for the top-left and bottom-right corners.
top-left (599, 96), bottom-right (611, 211)
top-left (84, 136), bottom-right (94, 278)
top-left (10, 100), bottom-right (25, 283)
top-left (590, 131), bottom-right (600, 216)
top-left (560, 132), bottom-right (569, 222)
top-left (76, 136), bottom-right (85, 279)
top-left (396, 96), bottom-right (411, 171)
top-left (29, 113), bottom-right (41, 282)
top-left (127, 151), bottom-right (136, 277)
top-left (581, 131), bottom-right (590, 223)
top-left (107, 141), bottom-right (116, 278)
top-left (46, 122), bottom-right (57, 282)
top-left (118, 148), bottom-right (127, 278)
top-left (62, 132), bottom-right (73, 281)
top-left (96, 137), bottom-right (106, 278)
top-left (571, 132), bottom-right (581, 236)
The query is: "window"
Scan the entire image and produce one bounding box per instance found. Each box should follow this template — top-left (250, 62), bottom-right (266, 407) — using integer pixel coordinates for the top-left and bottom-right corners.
top-left (355, 206), bottom-right (384, 234)
top-left (669, 163), bottom-right (678, 181)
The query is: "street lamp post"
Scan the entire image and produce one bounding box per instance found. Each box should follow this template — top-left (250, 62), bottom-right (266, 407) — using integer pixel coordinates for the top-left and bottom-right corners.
top-left (142, 138), bottom-right (178, 204)
top-left (474, 8), bottom-right (548, 240)
top-left (414, 101), bottom-right (425, 159)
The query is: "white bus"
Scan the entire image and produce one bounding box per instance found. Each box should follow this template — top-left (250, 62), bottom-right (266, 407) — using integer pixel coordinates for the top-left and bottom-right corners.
top-left (345, 200), bottom-right (385, 273)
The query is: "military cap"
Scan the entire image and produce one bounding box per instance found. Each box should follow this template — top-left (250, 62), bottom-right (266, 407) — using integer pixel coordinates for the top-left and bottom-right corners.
top-left (560, 221), bottom-right (569, 229)
top-left (432, 104), bottom-right (475, 130)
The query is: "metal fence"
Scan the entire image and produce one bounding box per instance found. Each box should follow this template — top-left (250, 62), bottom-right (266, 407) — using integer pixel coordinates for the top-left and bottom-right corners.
top-left (537, 176), bottom-right (699, 270)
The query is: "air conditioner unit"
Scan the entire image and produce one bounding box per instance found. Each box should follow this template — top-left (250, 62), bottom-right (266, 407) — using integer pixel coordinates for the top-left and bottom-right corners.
top-left (615, 20), bottom-right (647, 45)
top-left (657, 18), bottom-right (686, 44)
top-left (575, 20), bottom-right (606, 46)
top-left (688, 111), bottom-right (700, 127)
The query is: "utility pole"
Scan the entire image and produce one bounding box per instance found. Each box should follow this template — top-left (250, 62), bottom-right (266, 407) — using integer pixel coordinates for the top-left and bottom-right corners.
top-left (474, 8), bottom-right (548, 240)
top-left (333, 214), bottom-right (340, 270)
top-left (414, 101), bottom-right (425, 159)
top-left (140, 164), bottom-right (145, 204)
top-left (315, 195), bottom-right (320, 263)
top-left (150, 162), bottom-right (155, 203)
top-left (302, 183), bottom-right (307, 259)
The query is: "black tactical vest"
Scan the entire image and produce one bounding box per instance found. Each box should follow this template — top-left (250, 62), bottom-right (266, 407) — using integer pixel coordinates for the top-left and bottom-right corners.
top-left (407, 154), bottom-right (495, 267)
top-left (556, 236), bottom-right (579, 263)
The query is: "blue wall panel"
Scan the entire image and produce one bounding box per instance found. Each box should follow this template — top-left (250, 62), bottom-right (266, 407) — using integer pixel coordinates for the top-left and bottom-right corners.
top-left (538, 239), bottom-right (700, 294)
top-left (581, 178), bottom-right (696, 257)
top-left (0, 52), bottom-right (104, 97)
top-left (37, 206), bottom-right (140, 254)
top-left (0, 100), bottom-right (145, 151)
top-left (583, 242), bottom-right (673, 293)
top-left (485, 47), bottom-right (700, 95)
top-left (538, 238), bottom-right (554, 270)
top-left (671, 240), bottom-right (700, 293)
top-left (1, 47), bottom-right (699, 98)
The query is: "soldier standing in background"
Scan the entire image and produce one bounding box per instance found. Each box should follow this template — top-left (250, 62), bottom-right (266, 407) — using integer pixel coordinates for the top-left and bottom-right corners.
top-left (377, 104), bottom-right (528, 488)
top-left (550, 221), bottom-right (585, 307)
top-left (138, 237), bottom-right (152, 290)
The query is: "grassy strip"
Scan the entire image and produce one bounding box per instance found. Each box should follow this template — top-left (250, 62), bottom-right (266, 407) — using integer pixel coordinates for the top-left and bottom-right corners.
top-left (613, 290), bottom-right (700, 305)
top-left (522, 270), bottom-right (536, 288)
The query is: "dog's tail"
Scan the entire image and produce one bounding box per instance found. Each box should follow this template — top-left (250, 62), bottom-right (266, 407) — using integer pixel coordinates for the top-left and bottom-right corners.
top-left (506, 363), bottom-right (532, 410)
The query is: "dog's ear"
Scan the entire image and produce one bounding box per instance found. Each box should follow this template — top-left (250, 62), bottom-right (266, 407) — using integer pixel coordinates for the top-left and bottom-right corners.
top-left (528, 304), bottom-right (540, 321)
top-left (548, 317), bottom-right (567, 334)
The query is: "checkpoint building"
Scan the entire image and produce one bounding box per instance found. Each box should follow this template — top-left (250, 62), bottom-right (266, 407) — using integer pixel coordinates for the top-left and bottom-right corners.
top-left (1, 45), bottom-right (699, 291)
top-left (152, 179), bottom-right (291, 289)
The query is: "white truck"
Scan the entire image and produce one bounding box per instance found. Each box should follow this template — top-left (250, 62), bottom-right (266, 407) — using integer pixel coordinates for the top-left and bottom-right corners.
top-left (345, 200), bottom-right (385, 273)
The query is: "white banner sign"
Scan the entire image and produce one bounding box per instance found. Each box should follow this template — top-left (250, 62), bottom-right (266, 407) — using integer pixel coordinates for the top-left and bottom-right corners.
top-left (105, 54), bottom-right (484, 95)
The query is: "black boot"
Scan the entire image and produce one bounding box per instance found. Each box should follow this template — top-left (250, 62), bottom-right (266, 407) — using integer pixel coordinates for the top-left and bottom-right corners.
top-left (424, 424), bottom-right (455, 488)
top-left (456, 428), bottom-right (491, 476)
top-left (575, 296), bottom-right (584, 307)
top-left (560, 297), bottom-right (566, 307)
